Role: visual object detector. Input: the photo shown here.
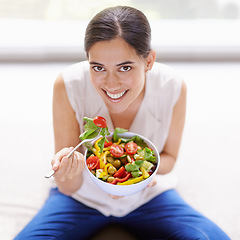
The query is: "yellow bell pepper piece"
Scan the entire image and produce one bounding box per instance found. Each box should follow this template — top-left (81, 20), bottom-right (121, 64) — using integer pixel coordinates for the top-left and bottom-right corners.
top-left (94, 138), bottom-right (102, 158)
top-left (100, 150), bottom-right (109, 165)
top-left (115, 139), bottom-right (122, 145)
top-left (117, 176), bottom-right (144, 185)
top-left (104, 163), bottom-right (113, 173)
top-left (99, 171), bottom-right (107, 178)
top-left (140, 167), bottom-right (150, 179)
top-left (99, 159), bottom-right (105, 169)
top-left (103, 146), bottom-right (111, 151)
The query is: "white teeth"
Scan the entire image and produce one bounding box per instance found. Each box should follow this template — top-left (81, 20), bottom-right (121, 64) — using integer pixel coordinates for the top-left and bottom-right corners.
top-left (106, 90), bottom-right (126, 99)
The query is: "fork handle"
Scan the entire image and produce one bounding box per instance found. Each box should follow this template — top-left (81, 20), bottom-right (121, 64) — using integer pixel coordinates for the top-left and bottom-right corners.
top-left (44, 139), bottom-right (88, 179)
top-left (45, 169), bottom-right (55, 178)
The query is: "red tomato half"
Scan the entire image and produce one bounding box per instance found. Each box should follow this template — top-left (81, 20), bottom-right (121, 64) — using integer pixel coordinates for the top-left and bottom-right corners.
top-left (86, 156), bottom-right (99, 170)
top-left (104, 141), bottom-right (113, 147)
top-left (113, 166), bottom-right (125, 178)
top-left (93, 116), bottom-right (107, 128)
top-left (110, 144), bottom-right (124, 158)
top-left (125, 141), bottom-right (138, 155)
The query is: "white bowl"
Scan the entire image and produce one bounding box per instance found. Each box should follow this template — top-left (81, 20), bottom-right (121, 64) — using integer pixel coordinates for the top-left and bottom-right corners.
top-left (84, 132), bottom-right (160, 196)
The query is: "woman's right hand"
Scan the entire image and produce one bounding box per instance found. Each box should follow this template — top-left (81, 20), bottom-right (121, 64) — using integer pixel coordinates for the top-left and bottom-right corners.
top-left (51, 147), bottom-right (85, 183)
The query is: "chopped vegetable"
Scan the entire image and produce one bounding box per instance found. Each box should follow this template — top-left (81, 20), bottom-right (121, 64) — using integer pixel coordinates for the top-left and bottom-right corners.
top-left (113, 166), bottom-right (125, 178)
top-left (110, 144), bottom-right (124, 158)
top-left (142, 160), bottom-right (154, 172)
top-left (93, 116), bottom-right (107, 128)
top-left (86, 156), bottom-right (99, 170)
top-left (110, 173), bottom-right (131, 185)
top-left (117, 176), bottom-right (144, 185)
top-left (140, 167), bottom-right (150, 179)
top-left (79, 116), bottom-right (110, 153)
top-left (125, 141), bottom-right (138, 155)
top-left (83, 116), bottom-right (158, 186)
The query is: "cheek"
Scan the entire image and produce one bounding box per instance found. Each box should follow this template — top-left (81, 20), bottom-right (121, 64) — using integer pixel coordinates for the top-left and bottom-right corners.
top-left (131, 71), bottom-right (145, 88)
top-left (90, 73), bottom-right (101, 88)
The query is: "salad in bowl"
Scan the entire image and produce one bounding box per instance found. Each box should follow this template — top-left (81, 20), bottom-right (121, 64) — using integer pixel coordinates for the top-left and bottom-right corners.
top-left (80, 116), bottom-right (160, 196)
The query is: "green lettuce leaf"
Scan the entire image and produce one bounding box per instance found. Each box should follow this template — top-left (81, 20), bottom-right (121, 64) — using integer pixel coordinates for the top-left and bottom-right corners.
top-left (144, 147), bottom-right (156, 162)
top-left (79, 117), bottom-right (110, 153)
top-left (113, 128), bottom-right (128, 142)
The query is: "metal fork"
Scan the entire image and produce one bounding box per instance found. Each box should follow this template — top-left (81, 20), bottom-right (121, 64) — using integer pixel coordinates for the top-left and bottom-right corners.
top-left (44, 137), bottom-right (98, 178)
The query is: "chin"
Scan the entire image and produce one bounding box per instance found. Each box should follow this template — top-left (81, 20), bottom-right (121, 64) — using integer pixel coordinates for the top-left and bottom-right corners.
top-left (105, 102), bottom-right (129, 114)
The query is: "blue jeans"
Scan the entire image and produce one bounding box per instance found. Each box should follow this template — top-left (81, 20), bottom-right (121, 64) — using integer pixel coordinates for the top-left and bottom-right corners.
top-left (14, 188), bottom-right (230, 240)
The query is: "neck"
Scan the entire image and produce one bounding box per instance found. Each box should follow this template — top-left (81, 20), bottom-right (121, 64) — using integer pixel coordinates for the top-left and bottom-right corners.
top-left (110, 90), bottom-right (144, 130)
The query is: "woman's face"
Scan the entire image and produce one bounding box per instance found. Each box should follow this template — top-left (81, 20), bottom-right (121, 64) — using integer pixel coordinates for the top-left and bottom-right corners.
top-left (88, 37), bottom-right (150, 114)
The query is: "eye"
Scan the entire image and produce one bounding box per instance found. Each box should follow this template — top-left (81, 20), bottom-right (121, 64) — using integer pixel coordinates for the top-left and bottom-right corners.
top-left (119, 66), bottom-right (131, 72)
top-left (92, 66), bottom-right (105, 72)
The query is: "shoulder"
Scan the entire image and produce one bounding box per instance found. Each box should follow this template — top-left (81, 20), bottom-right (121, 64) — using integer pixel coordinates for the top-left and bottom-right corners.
top-left (61, 61), bottom-right (90, 83)
top-left (60, 60), bottom-right (95, 99)
top-left (144, 62), bottom-right (185, 120)
top-left (150, 62), bottom-right (183, 86)
top-left (147, 62), bottom-right (183, 96)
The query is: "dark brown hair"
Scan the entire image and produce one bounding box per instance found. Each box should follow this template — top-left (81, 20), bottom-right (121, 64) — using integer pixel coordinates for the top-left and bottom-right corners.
top-left (84, 6), bottom-right (152, 58)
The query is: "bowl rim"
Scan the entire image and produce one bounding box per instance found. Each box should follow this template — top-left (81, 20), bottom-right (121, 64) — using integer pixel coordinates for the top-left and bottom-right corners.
top-left (84, 131), bottom-right (160, 188)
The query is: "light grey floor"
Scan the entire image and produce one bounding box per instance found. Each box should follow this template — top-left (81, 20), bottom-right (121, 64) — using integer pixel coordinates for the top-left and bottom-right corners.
top-left (0, 61), bottom-right (239, 239)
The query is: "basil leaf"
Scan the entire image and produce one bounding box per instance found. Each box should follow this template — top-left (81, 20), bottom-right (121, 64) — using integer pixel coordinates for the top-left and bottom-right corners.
top-left (125, 160), bottom-right (144, 173)
top-left (131, 171), bottom-right (141, 178)
top-left (134, 160), bottom-right (144, 167)
top-left (125, 163), bottom-right (139, 172)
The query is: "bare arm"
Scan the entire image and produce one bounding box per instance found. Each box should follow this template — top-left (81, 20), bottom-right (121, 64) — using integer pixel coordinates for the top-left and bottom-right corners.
top-left (157, 80), bottom-right (187, 174)
top-left (51, 74), bottom-right (85, 195)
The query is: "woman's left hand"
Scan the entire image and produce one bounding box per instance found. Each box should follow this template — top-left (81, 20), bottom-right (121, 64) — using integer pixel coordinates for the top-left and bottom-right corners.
top-left (109, 178), bottom-right (157, 199)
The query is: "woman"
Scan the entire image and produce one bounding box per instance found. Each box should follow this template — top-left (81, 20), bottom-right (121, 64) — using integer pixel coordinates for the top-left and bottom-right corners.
top-left (15, 6), bottom-right (230, 240)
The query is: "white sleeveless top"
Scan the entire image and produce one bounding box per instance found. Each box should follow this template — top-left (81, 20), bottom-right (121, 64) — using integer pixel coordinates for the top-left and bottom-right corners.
top-left (62, 61), bottom-right (183, 217)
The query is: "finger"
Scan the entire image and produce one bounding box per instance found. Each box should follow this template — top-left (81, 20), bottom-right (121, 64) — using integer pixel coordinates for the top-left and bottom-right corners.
top-left (54, 147), bottom-right (73, 180)
top-left (52, 147), bottom-right (72, 171)
top-left (75, 152), bottom-right (85, 175)
top-left (147, 179), bottom-right (157, 187)
top-left (109, 194), bottom-right (123, 199)
top-left (60, 148), bottom-right (74, 177)
top-left (54, 156), bottom-right (70, 181)
top-left (68, 152), bottom-right (79, 179)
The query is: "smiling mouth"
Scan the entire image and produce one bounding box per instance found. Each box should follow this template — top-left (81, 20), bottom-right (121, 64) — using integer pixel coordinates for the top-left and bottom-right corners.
top-left (104, 90), bottom-right (128, 100)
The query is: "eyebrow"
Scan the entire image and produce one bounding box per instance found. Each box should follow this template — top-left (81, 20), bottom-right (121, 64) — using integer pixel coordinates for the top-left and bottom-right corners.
top-left (89, 61), bottom-right (104, 66)
top-left (89, 61), bottom-right (135, 67)
top-left (116, 61), bottom-right (135, 66)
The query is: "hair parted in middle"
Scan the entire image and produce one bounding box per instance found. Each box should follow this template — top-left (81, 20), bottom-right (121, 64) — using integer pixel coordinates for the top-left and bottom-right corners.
top-left (84, 6), bottom-right (152, 59)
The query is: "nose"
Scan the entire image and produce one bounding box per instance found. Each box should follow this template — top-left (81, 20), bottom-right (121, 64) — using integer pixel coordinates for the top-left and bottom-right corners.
top-left (104, 72), bottom-right (121, 92)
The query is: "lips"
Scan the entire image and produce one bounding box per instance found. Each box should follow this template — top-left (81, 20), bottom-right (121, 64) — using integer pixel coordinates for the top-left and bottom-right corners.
top-left (105, 90), bottom-right (127, 100)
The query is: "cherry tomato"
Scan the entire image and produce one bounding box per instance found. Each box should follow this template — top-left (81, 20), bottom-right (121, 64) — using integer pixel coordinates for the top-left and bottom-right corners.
top-left (113, 166), bottom-right (125, 178)
top-left (125, 141), bottom-right (138, 155)
top-left (86, 156), bottom-right (99, 170)
top-left (110, 144), bottom-right (124, 158)
top-left (104, 141), bottom-right (113, 147)
top-left (93, 116), bottom-right (107, 128)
